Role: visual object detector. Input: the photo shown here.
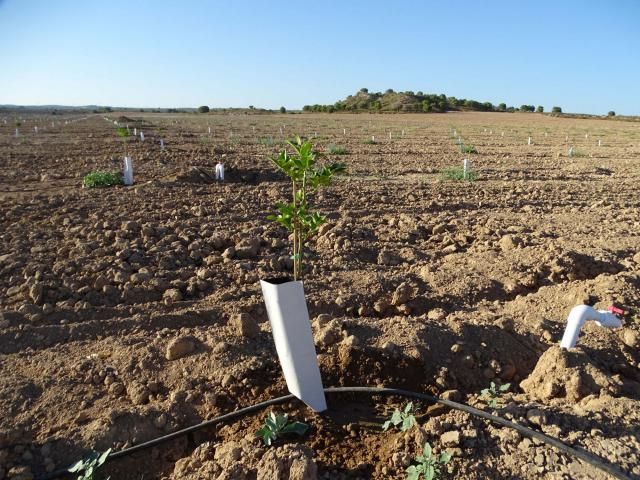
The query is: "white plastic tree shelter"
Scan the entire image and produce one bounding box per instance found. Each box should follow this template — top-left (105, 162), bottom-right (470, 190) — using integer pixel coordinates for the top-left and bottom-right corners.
top-left (123, 157), bottom-right (134, 185)
top-left (560, 305), bottom-right (621, 349)
top-left (463, 158), bottom-right (469, 180)
top-left (140, 131), bottom-right (145, 141)
top-left (160, 138), bottom-right (165, 149)
top-left (215, 162), bottom-right (225, 181)
top-left (260, 279), bottom-right (327, 412)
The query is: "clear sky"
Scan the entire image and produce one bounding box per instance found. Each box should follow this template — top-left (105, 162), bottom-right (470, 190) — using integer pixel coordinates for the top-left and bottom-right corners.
top-left (1, 0), bottom-right (639, 114)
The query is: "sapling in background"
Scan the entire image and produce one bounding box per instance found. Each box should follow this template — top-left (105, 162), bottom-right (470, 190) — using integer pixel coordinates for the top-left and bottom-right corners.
top-left (117, 126), bottom-right (130, 158)
top-left (268, 136), bottom-right (346, 280)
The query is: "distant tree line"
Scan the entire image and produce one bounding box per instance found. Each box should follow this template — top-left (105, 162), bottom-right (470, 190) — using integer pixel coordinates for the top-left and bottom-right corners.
top-left (303, 88), bottom-right (562, 114)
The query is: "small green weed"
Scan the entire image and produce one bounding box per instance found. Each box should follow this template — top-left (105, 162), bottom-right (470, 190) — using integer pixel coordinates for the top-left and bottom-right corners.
top-left (68, 449), bottom-right (111, 480)
top-left (440, 167), bottom-right (477, 182)
top-left (406, 442), bottom-right (451, 480)
top-left (255, 412), bottom-right (308, 446)
top-left (460, 144), bottom-right (477, 154)
top-left (480, 381), bottom-right (510, 408)
top-left (383, 402), bottom-right (417, 432)
top-left (83, 171), bottom-right (123, 188)
top-left (327, 144), bottom-right (348, 155)
top-left (259, 137), bottom-right (276, 146)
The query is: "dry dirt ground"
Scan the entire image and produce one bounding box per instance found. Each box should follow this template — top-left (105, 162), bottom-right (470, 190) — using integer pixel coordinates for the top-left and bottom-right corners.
top-left (0, 111), bottom-right (639, 480)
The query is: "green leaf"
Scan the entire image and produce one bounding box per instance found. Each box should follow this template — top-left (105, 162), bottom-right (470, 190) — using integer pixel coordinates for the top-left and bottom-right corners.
top-left (390, 409), bottom-right (403, 425)
top-left (406, 465), bottom-right (420, 480)
top-left (499, 383), bottom-right (511, 392)
top-left (401, 415), bottom-right (416, 432)
top-left (68, 460), bottom-right (85, 473)
top-left (97, 449), bottom-right (111, 467)
top-left (382, 420), bottom-right (392, 431)
top-left (404, 402), bottom-right (414, 414)
top-left (439, 451), bottom-right (452, 464)
top-left (424, 464), bottom-right (435, 480)
top-left (281, 421), bottom-right (308, 436)
top-left (422, 442), bottom-right (432, 459)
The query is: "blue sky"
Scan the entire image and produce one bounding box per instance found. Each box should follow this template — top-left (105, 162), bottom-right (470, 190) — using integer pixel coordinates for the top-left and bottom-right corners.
top-left (1, 0), bottom-right (639, 114)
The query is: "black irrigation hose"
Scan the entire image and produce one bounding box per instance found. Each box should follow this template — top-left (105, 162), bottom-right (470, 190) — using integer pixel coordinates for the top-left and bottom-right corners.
top-left (38, 386), bottom-right (631, 480)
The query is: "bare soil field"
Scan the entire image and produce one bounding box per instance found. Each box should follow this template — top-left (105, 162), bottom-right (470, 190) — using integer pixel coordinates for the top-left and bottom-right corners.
top-left (0, 111), bottom-right (639, 480)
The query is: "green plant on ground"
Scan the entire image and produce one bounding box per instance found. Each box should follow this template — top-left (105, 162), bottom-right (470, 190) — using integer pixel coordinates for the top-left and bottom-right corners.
top-left (327, 144), bottom-right (348, 155)
top-left (255, 412), bottom-right (308, 446)
top-left (83, 171), bottom-right (124, 188)
top-left (460, 143), bottom-right (477, 154)
top-left (406, 443), bottom-right (452, 480)
top-left (68, 449), bottom-right (111, 480)
top-left (116, 126), bottom-right (130, 157)
top-left (268, 136), bottom-right (346, 280)
top-left (259, 137), bottom-right (276, 146)
top-left (440, 167), bottom-right (477, 182)
top-left (383, 402), bottom-right (417, 432)
top-left (480, 381), bottom-right (510, 408)
top-left (570, 148), bottom-right (587, 158)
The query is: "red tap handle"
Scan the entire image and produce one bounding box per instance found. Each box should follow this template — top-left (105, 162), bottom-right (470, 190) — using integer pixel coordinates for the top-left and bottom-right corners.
top-left (608, 306), bottom-right (624, 315)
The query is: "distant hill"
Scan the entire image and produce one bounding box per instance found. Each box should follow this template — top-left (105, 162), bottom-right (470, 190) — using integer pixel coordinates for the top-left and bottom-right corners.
top-left (303, 88), bottom-right (542, 114)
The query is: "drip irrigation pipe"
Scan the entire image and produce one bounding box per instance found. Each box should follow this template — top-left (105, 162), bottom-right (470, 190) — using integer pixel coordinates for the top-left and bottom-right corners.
top-left (38, 386), bottom-right (631, 480)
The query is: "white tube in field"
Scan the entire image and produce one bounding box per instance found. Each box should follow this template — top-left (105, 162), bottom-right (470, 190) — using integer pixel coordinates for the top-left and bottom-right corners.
top-left (502, 131), bottom-right (504, 137)
top-left (15, 128), bottom-right (19, 137)
top-left (160, 138), bottom-right (165, 149)
top-left (343, 128), bottom-right (346, 136)
top-left (215, 162), bottom-right (224, 181)
top-left (560, 305), bottom-right (622, 349)
top-left (208, 126), bottom-right (211, 134)
top-left (528, 136), bottom-right (532, 145)
top-left (140, 131), bottom-right (144, 141)
top-left (598, 139), bottom-right (601, 147)
top-left (123, 156), bottom-right (134, 185)
top-left (402, 129), bottom-right (405, 137)
top-left (134, 127), bottom-right (137, 135)
top-left (371, 135), bottom-right (375, 142)
top-left (569, 147), bottom-right (575, 157)
top-left (260, 279), bottom-right (327, 412)
top-left (463, 158), bottom-right (469, 180)
top-left (34, 126), bottom-right (38, 134)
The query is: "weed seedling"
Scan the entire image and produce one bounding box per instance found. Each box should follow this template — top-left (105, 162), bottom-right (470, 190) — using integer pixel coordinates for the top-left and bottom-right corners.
top-left (460, 144), bottom-right (477, 154)
top-left (83, 171), bottom-right (124, 188)
top-left (68, 449), bottom-right (111, 480)
top-left (383, 402), bottom-right (417, 432)
top-left (440, 168), bottom-right (477, 182)
top-left (327, 144), bottom-right (348, 155)
top-left (406, 442), bottom-right (451, 480)
top-left (255, 412), bottom-right (308, 446)
top-left (480, 381), bottom-right (510, 408)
